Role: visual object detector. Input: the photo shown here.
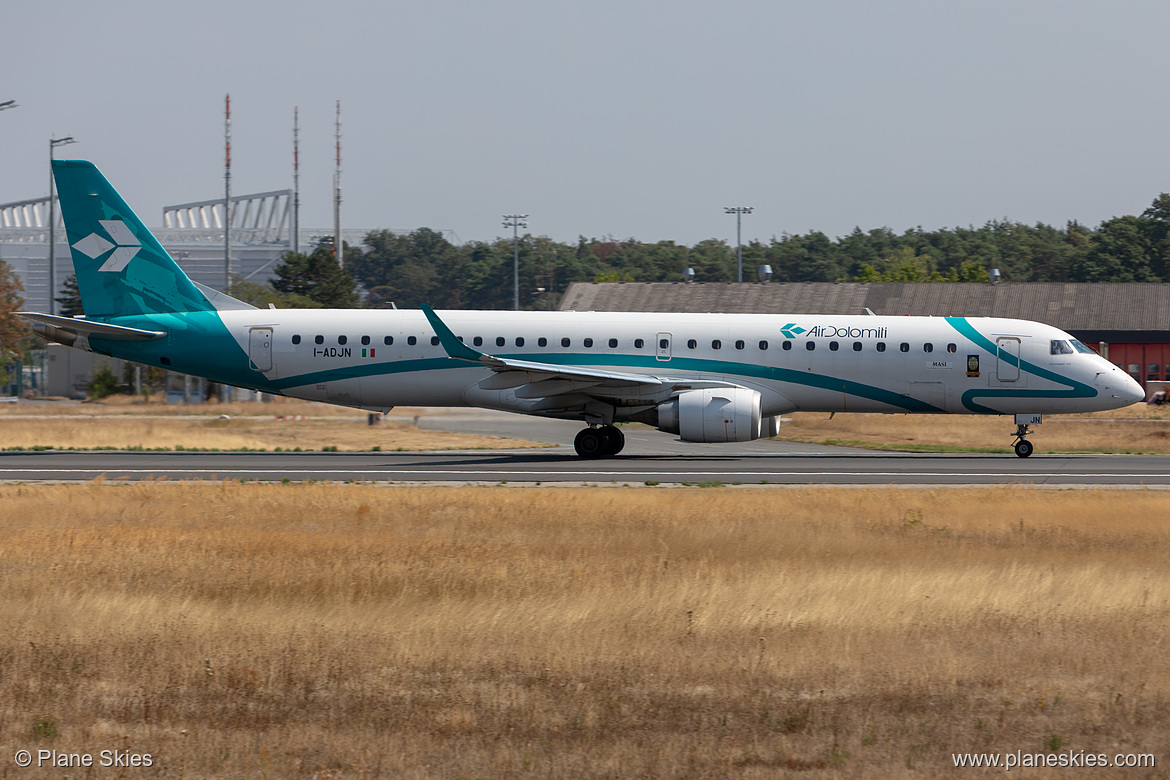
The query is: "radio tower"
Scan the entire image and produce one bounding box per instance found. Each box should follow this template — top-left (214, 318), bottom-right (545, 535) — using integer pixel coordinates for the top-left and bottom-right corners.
top-left (292, 106), bottom-right (300, 255)
top-left (333, 100), bottom-right (342, 268)
top-left (224, 93), bottom-right (232, 292)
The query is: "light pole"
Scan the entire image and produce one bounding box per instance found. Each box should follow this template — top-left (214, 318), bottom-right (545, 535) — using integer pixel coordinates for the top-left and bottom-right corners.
top-left (503, 214), bottom-right (528, 311)
top-left (724, 206), bottom-right (754, 282)
top-left (49, 135), bottom-right (77, 316)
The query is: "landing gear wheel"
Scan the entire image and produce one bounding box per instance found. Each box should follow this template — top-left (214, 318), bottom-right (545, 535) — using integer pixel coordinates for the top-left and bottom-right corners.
top-left (574, 428), bottom-right (607, 459)
top-left (600, 425), bottom-right (625, 456)
top-left (1012, 423), bottom-right (1034, 458)
top-left (574, 426), bottom-right (625, 458)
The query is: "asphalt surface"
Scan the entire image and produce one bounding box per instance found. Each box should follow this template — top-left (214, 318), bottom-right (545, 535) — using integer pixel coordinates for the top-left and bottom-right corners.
top-left (2, 409), bottom-right (1169, 486)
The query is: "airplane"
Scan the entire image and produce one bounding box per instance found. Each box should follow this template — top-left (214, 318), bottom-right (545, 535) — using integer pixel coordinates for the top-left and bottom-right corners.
top-left (19, 160), bottom-right (1145, 459)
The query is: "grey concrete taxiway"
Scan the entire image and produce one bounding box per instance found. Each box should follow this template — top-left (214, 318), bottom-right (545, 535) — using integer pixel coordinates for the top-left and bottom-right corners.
top-left (1, 409), bottom-right (1168, 486)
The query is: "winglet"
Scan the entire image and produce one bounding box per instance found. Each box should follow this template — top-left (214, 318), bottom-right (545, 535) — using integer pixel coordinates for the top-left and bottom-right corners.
top-left (420, 304), bottom-right (488, 363)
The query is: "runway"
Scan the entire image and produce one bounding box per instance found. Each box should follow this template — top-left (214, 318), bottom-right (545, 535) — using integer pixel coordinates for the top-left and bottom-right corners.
top-left (2, 407), bottom-right (1169, 486)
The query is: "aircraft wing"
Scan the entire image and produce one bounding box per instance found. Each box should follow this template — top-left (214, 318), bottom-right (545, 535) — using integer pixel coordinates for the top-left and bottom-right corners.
top-left (421, 305), bottom-right (731, 397)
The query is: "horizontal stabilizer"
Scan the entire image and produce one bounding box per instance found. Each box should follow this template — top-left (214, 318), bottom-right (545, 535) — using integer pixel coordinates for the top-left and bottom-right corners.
top-left (17, 312), bottom-right (166, 341)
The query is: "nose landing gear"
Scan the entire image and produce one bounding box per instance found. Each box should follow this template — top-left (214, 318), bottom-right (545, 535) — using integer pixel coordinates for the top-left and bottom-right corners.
top-left (1012, 423), bottom-right (1034, 458)
top-left (574, 425), bottom-right (625, 458)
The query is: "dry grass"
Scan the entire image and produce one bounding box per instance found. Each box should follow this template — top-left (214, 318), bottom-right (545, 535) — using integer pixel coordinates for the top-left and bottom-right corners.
top-left (777, 403), bottom-right (1170, 453)
top-left (0, 415), bottom-right (552, 452)
top-left (0, 395), bottom-right (440, 418)
top-left (1, 483), bottom-right (1167, 777)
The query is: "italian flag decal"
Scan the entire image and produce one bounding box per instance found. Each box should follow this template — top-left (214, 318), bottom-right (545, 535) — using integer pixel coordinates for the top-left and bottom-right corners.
top-left (362, 348), bottom-right (375, 358)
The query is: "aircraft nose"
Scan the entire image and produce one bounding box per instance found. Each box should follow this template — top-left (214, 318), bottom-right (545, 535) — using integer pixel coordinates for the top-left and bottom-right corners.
top-left (1095, 364), bottom-right (1145, 407)
top-left (1122, 374), bottom-right (1146, 405)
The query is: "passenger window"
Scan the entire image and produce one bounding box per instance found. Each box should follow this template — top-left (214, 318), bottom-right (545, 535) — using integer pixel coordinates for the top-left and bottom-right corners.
top-left (383, 336), bottom-right (394, 346)
top-left (659, 338), bottom-right (669, 349)
top-left (496, 337), bottom-right (505, 347)
top-left (876, 342), bottom-right (886, 352)
top-left (687, 339), bottom-right (697, 349)
top-left (608, 338), bottom-right (618, 348)
top-left (407, 336), bottom-right (417, 346)
top-left (735, 340), bottom-right (745, 350)
top-left (852, 342), bottom-right (862, 351)
top-left (924, 343), bottom-right (933, 353)
top-left (431, 337), bottom-right (440, 346)
top-left (947, 343), bottom-right (957, 353)
top-left (806, 341), bottom-right (816, 351)
top-left (361, 335), bottom-right (370, 346)
top-left (538, 337), bottom-right (547, 347)
top-left (338, 335), bottom-right (347, 345)
top-left (712, 340), bottom-right (721, 349)
top-left (314, 335), bottom-right (324, 345)
top-left (759, 340), bottom-right (768, 350)
top-left (782, 341), bottom-right (792, 351)
top-left (634, 339), bottom-right (644, 349)
top-left (899, 343), bottom-right (909, 353)
top-left (584, 338), bottom-right (594, 348)
top-left (515, 337), bottom-right (525, 347)
top-left (829, 341), bottom-right (839, 351)
top-left (562, 338), bottom-right (571, 347)
top-left (473, 336), bottom-right (483, 347)
top-left (291, 335), bottom-right (301, 345)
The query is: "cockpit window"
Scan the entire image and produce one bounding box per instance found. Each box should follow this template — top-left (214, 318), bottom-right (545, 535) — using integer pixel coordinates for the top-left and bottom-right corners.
top-left (1051, 339), bottom-right (1075, 355)
top-left (1070, 339), bottom-right (1095, 354)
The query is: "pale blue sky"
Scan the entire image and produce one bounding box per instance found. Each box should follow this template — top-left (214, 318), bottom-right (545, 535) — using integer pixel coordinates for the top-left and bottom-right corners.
top-left (4, 0), bottom-right (1169, 246)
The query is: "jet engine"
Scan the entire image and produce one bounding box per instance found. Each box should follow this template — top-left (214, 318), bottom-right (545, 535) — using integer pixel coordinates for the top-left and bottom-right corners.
top-left (656, 387), bottom-right (763, 443)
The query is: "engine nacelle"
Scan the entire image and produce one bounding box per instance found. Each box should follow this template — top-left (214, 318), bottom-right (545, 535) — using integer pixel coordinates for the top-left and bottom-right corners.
top-left (657, 387), bottom-right (763, 443)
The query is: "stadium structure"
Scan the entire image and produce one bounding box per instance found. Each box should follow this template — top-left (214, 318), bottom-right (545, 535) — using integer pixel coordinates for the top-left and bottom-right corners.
top-left (0, 189), bottom-right (370, 314)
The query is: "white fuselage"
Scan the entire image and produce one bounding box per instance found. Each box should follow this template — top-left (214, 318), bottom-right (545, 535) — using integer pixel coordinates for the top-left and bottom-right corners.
top-left (219, 309), bottom-right (1143, 419)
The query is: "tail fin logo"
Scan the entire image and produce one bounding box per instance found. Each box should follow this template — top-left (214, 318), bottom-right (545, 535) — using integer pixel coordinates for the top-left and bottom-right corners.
top-left (71, 220), bottom-right (142, 273)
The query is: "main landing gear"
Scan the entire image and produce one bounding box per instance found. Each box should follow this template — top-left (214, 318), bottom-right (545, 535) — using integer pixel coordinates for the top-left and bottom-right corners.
top-left (574, 425), bottom-right (625, 459)
top-left (1012, 424), bottom-right (1034, 458)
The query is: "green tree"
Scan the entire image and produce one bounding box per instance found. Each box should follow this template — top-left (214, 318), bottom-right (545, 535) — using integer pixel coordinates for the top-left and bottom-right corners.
top-left (227, 275), bottom-right (321, 309)
top-left (55, 274), bottom-right (84, 317)
top-left (86, 363), bottom-right (120, 400)
top-left (271, 247), bottom-right (359, 308)
top-left (0, 259), bottom-right (27, 365)
top-left (1071, 216), bottom-right (1158, 282)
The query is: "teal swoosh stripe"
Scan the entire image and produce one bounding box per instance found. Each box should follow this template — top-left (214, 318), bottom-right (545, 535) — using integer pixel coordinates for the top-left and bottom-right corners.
top-left (945, 317), bottom-right (1096, 413)
top-left (274, 352), bottom-right (943, 413)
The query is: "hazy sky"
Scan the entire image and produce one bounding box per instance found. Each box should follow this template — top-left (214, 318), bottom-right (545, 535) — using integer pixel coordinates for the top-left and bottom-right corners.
top-left (4, 0), bottom-right (1169, 247)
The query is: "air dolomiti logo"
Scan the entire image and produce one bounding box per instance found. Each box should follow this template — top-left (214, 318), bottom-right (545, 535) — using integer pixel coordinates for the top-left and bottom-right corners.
top-left (71, 220), bottom-right (141, 273)
top-left (783, 323), bottom-right (889, 339)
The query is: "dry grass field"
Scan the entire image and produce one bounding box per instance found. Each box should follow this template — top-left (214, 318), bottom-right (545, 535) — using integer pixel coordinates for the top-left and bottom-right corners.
top-left (1, 483), bottom-right (1167, 777)
top-left (0, 398), bottom-right (551, 452)
top-left (777, 404), bottom-right (1170, 454)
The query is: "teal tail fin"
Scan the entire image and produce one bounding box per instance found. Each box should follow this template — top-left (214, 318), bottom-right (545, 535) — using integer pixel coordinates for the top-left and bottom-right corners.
top-left (53, 159), bottom-right (213, 317)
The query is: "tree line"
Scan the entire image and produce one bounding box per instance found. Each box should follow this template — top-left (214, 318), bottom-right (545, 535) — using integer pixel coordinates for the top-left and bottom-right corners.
top-left (246, 193), bottom-right (1170, 310)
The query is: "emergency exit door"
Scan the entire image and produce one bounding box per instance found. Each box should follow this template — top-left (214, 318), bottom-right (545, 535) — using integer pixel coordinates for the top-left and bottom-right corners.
top-left (249, 327), bottom-right (273, 372)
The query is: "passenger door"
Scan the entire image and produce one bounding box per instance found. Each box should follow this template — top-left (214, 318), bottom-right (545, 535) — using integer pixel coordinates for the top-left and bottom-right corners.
top-left (996, 337), bottom-right (1020, 382)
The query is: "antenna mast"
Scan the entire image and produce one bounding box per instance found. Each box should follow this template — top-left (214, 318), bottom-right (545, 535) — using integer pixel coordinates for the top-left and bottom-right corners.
top-left (292, 105), bottom-right (300, 255)
top-left (224, 93), bottom-right (232, 291)
top-left (333, 100), bottom-right (342, 268)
